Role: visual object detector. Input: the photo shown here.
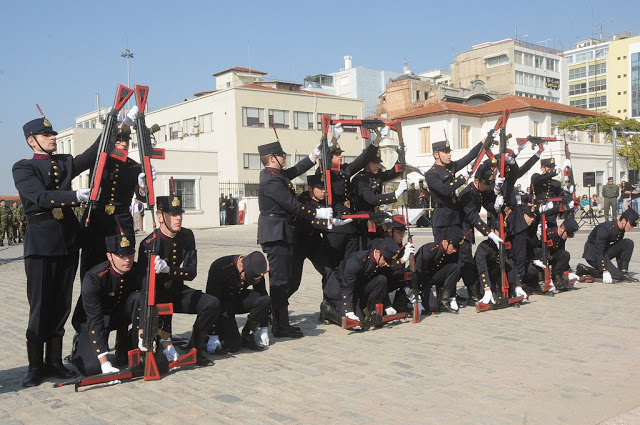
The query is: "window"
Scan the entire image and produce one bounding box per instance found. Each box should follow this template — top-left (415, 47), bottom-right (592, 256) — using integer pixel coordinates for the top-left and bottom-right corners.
top-left (460, 125), bottom-right (470, 149)
top-left (596, 47), bottom-right (608, 59)
top-left (546, 58), bottom-right (559, 71)
top-left (268, 109), bottom-right (289, 129)
top-left (294, 154), bottom-right (307, 164)
top-left (174, 179), bottom-right (196, 209)
top-left (169, 122), bottom-right (180, 140)
top-left (90, 119), bottom-right (97, 129)
top-left (416, 90), bottom-right (421, 101)
top-left (293, 111), bottom-right (313, 130)
top-left (575, 51), bottom-right (594, 63)
top-left (339, 114), bottom-right (357, 133)
top-left (589, 95), bottom-right (607, 108)
top-left (184, 117), bottom-right (196, 135)
top-left (226, 82), bottom-right (231, 88)
top-left (419, 127), bottom-right (431, 154)
top-left (589, 62), bottom-right (606, 76)
top-left (514, 51), bottom-right (534, 66)
top-left (533, 121), bottom-right (539, 137)
top-left (486, 53), bottom-right (509, 68)
top-left (242, 107), bottom-right (264, 127)
top-left (569, 82), bottom-right (587, 95)
top-left (317, 113), bottom-right (335, 132)
top-left (570, 98), bottom-right (588, 108)
top-left (632, 53), bottom-right (640, 117)
top-left (243, 153), bottom-right (261, 170)
top-left (569, 66), bottom-right (587, 79)
top-left (534, 55), bottom-right (544, 69)
top-left (590, 79), bottom-right (606, 92)
top-left (199, 113), bottom-right (212, 133)
top-left (567, 54), bottom-right (574, 65)
top-left (156, 125), bottom-right (166, 143)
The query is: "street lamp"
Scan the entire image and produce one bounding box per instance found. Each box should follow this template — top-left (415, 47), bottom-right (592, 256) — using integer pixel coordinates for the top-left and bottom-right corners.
top-left (120, 48), bottom-right (134, 88)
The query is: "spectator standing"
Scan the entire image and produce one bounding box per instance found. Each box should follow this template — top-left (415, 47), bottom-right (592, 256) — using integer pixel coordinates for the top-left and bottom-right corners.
top-left (237, 196), bottom-right (247, 225)
top-left (602, 177), bottom-right (620, 221)
top-left (226, 193), bottom-right (237, 225)
top-left (219, 193), bottom-right (227, 226)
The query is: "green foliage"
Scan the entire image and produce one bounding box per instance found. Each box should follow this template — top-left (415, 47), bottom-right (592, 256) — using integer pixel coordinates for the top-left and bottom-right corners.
top-left (557, 116), bottom-right (640, 169)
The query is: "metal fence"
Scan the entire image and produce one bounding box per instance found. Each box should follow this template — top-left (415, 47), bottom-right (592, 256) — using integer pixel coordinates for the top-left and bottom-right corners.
top-left (218, 181), bottom-right (260, 198)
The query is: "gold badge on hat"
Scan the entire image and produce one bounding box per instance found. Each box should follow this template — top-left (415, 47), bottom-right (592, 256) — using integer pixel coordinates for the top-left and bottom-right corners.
top-left (531, 206), bottom-right (535, 213)
top-left (445, 141), bottom-right (450, 148)
top-left (376, 150), bottom-right (382, 158)
top-left (171, 196), bottom-right (181, 207)
top-left (120, 236), bottom-right (130, 248)
top-left (43, 118), bottom-right (52, 128)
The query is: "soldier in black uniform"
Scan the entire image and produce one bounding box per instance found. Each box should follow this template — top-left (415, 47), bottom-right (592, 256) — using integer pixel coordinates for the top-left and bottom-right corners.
top-left (414, 226), bottom-right (465, 314)
top-left (425, 139), bottom-right (483, 241)
top-left (138, 195), bottom-right (219, 366)
top-left (13, 117), bottom-right (98, 387)
top-left (530, 158), bottom-right (565, 229)
top-left (457, 163), bottom-right (503, 305)
top-left (79, 124), bottom-right (150, 281)
top-left (577, 208), bottom-right (638, 283)
top-left (206, 251), bottom-right (271, 353)
top-left (319, 237), bottom-right (403, 328)
top-left (321, 130), bottom-right (380, 266)
top-left (257, 141), bottom-right (336, 338)
top-left (71, 233), bottom-right (142, 376)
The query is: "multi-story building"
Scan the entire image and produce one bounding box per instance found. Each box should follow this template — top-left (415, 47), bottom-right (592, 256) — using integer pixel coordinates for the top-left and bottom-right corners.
top-left (451, 39), bottom-right (564, 103)
top-left (607, 33), bottom-right (640, 119)
top-left (564, 39), bottom-right (609, 114)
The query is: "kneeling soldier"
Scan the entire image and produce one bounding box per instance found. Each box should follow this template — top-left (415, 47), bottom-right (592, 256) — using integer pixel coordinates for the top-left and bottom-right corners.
top-left (71, 233), bottom-right (142, 376)
top-left (206, 251), bottom-right (271, 353)
top-left (578, 208), bottom-right (639, 283)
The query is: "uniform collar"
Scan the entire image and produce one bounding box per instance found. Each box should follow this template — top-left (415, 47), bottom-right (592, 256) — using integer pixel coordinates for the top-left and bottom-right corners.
top-left (110, 266), bottom-right (124, 276)
top-left (158, 229), bottom-right (176, 241)
top-left (32, 153), bottom-right (51, 160)
top-left (265, 167), bottom-right (281, 174)
top-left (433, 164), bottom-right (446, 169)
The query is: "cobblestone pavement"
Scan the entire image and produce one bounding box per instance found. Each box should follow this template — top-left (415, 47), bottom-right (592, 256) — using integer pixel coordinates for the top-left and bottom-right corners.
top-left (0, 223), bottom-right (639, 425)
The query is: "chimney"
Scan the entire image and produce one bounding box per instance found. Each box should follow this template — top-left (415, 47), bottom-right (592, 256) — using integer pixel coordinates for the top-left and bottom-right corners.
top-left (344, 55), bottom-right (352, 69)
top-left (403, 62), bottom-right (409, 74)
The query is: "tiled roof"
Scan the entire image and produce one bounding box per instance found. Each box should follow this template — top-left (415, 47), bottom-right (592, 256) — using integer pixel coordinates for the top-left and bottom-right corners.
top-left (212, 67), bottom-right (268, 77)
top-left (392, 95), bottom-right (608, 120)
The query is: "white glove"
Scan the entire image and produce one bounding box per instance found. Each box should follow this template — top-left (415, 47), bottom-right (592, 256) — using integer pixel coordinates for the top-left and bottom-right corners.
top-left (138, 336), bottom-right (156, 353)
top-left (100, 360), bottom-right (120, 374)
top-left (562, 159), bottom-right (572, 170)
top-left (330, 218), bottom-right (353, 228)
top-left (515, 286), bottom-right (528, 301)
top-left (401, 242), bottom-right (416, 263)
top-left (536, 224), bottom-right (542, 238)
top-left (206, 335), bottom-right (222, 354)
top-left (394, 180), bottom-right (408, 199)
top-left (404, 287), bottom-right (416, 304)
top-left (345, 311), bottom-right (359, 321)
top-left (76, 188), bottom-right (90, 203)
top-left (449, 297), bottom-right (459, 311)
top-left (332, 123), bottom-right (343, 140)
top-left (137, 166), bottom-right (157, 189)
top-left (568, 185), bottom-right (575, 194)
top-left (315, 207), bottom-right (333, 220)
top-left (567, 272), bottom-right (579, 281)
top-left (154, 256), bottom-right (170, 274)
top-left (460, 168), bottom-right (471, 180)
top-left (384, 306), bottom-right (397, 316)
top-left (602, 271), bottom-right (612, 284)
top-left (380, 126), bottom-right (390, 138)
top-left (532, 259), bottom-right (546, 270)
top-left (538, 142), bottom-right (547, 153)
top-left (123, 105), bottom-right (139, 126)
top-left (540, 201), bottom-right (554, 213)
top-left (494, 177), bottom-right (505, 194)
top-left (488, 232), bottom-right (503, 248)
top-left (568, 200), bottom-right (575, 209)
top-left (479, 290), bottom-right (495, 304)
top-left (505, 154), bottom-right (516, 165)
top-left (163, 344), bottom-right (179, 362)
top-left (256, 327), bottom-right (270, 347)
top-left (494, 194), bottom-right (504, 210)
top-left (313, 143), bottom-right (322, 159)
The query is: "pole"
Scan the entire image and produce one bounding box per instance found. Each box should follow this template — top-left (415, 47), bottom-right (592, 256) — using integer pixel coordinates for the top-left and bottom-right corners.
top-left (612, 129), bottom-right (617, 181)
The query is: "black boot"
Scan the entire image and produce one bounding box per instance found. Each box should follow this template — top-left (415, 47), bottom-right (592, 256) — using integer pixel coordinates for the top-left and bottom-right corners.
top-left (272, 307), bottom-right (303, 338)
top-left (43, 336), bottom-right (77, 379)
top-left (576, 263), bottom-right (598, 277)
top-left (617, 262), bottom-right (639, 282)
top-left (241, 319), bottom-right (265, 351)
top-left (188, 328), bottom-right (214, 366)
top-left (319, 300), bottom-right (343, 326)
top-left (23, 341), bottom-right (44, 387)
top-left (438, 288), bottom-right (459, 314)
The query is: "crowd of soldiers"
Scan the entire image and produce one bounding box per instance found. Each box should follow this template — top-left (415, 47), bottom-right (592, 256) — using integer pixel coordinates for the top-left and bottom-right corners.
top-left (0, 199), bottom-right (26, 246)
top-left (12, 112), bottom-right (637, 388)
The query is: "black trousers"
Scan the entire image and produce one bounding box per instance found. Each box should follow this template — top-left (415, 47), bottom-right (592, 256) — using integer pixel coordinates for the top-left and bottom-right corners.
top-left (511, 231), bottom-right (529, 282)
top-left (212, 291), bottom-right (271, 351)
top-left (324, 232), bottom-right (359, 269)
top-left (324, 273), bottom-right (387, 320)
top-left (421, 263), bottom-right (460, 299)
top-left (72, 291), bottom-right (141, 376)
top-left (586, 238), bottom-right (634, 279)
top-left (292, 235), bottom-right (333, 292)
top-left (458, 240), bottom-right (479, 294)
top-left (25, 253), bottom-right (79, 343)
top-left (261, 241), bottom-right (296, 310)
top-left (488, 257), bottom-right (520, 295)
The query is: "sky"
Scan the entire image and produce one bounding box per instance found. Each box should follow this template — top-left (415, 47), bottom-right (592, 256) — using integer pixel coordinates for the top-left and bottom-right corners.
top-left (0, 0), bottom-right (638, 193)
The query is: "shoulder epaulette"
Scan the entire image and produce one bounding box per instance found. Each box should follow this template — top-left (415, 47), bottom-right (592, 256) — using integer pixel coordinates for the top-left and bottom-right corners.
top-left (97, 266), bottom-right (110, 278)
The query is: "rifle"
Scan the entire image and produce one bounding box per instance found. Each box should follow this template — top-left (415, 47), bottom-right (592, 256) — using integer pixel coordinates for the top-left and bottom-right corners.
top-left (563, 135), bottom-right (579, 217)
top-left (469, 113), bottom-right (509, 176)
top-left (85, 84), bottom-right (134, 227)
top-left (320, 115), bottom-right (334, 206)
top-left (539, 203), bottom-right (556, 295)
top-left (516, 136), bottom-right (560, 151)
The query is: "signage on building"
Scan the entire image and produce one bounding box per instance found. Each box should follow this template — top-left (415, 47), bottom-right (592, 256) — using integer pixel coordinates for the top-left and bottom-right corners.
top-left (545, 77), bottom-right (560, 90)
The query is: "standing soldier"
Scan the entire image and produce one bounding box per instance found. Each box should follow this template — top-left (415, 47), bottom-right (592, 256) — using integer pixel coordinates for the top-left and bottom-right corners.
top-left (11, 201), bottom-right (21, 244)
top-left (602, 177), bottom-right (620, 221)
top-left (257, 140), bottom-right (336, 338)
top-left (425, 139), bottom-right (483, 241)
top-left (0, 199), bottom-right (13, 246)
top-left (13, 115), bottom-right (97, 387)
top-left (17, 201), bottom-right (26, 244)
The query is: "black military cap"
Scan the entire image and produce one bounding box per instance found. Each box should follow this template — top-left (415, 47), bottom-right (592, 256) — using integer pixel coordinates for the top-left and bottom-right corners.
top-left (105, 234), bottom-right (136, 256)
top-left (483, 157), bottom-right (498, 167)
top-left (540, 158), bottom-right (556, 168)
top-left (116, 125), bottom-right (132, 141)
top-left (258, 141), bottom-right (286, 156)
top-left (156, 195), bottom-right (185, 214)
top-left (23, 117), bottom-right (57, 138)
top-left (382, 214), bottom-right (407, 231)
top-left (243, 251), bottom-right (268, 280)
top-left (377, 237), bottom-right (401, 262)
top-left (521, 204), bottom-right (537, 218)
top-left (330, 142), bottom-right (344, 155)
top-left (475, 164), bottom-right (495, 185)
top-left (368, 149), bottom-right (383, 164)
top-left (562, 216), bottom-right (579, 237)
top-left (307, 174), bottom-right (324, 188)
top-left (444, 226), bottom-right (465, 248)
top-left (621, 208), bottom-right (639, 226)
top-left (432, 140), bottom-right (451, 153)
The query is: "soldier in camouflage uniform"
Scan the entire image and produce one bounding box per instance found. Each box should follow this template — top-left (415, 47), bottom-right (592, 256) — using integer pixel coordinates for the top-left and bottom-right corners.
top-left (11, 201), bottom-right (21, 244)
top-left (0, 200), bottom-right (14, 246)
top-left (18, 202), bottom-right (26, 243)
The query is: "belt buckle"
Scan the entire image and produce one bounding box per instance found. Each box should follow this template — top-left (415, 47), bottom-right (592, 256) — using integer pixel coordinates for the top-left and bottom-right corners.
top-left (52, 208), bottom-right (64, 220)
top-left (105, 205), bottom-right (115, 215)
top-left (344, 200), bottom-right (350, 208)
top-left (164, 281), bottom-right (173, 289)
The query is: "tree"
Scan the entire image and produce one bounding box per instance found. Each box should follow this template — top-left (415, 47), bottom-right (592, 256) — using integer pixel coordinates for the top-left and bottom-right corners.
top-left (557, 116), bottom-right (640, 169)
